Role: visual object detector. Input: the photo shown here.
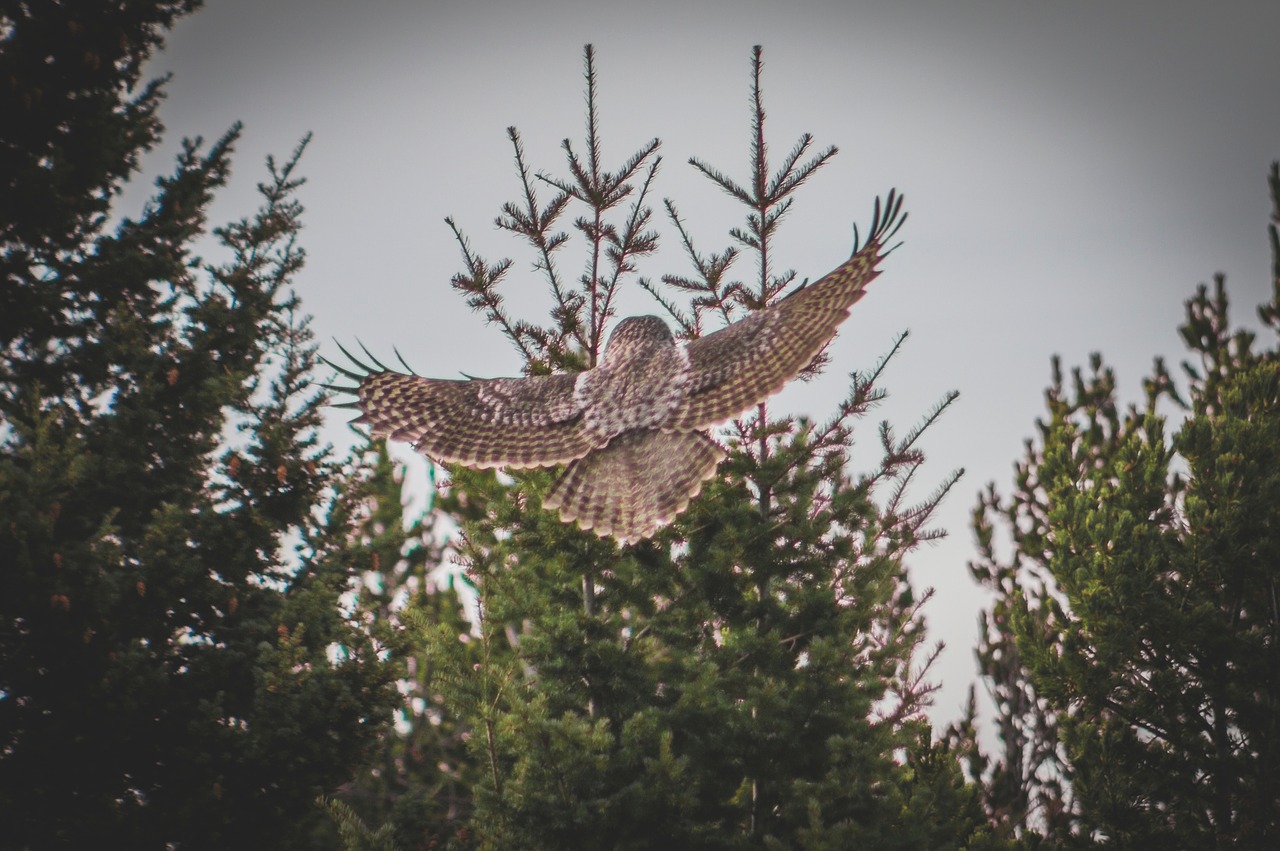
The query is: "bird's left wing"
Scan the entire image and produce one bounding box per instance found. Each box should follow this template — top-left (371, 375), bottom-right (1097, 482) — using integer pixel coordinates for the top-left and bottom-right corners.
top-left (667, 191), bottom-right (905, 431)
top-left (324, 349), bottom-right (602, 469)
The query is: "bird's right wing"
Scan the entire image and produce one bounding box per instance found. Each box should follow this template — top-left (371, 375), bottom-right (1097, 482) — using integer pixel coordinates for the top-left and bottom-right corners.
top-left (324, 348), bottom-right (602, 469)
top-left (667, 192), bottom-right (905, 431)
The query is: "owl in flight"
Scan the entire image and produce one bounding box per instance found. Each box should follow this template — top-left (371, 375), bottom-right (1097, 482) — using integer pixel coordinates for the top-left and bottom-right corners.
top-left (326, 192), bottom-right (905, 544)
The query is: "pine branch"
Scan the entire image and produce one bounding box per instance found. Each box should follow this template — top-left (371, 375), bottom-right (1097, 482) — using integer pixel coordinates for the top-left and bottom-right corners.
top-left (749, 44), bottom-right (768, 205)
top-left (444, 217), bottom-right (531, 362)
top-left (495, 127), bottom-right (578, 351)
top-left (897, 389), bottom-right (961, 460)
top-left (320, 796), bottom-right (400, 851)
top-left (687, 156), bottom-right (752, 206)
top-left (635, 275), bottom-right (694, 334)
top-left (652, 198), bottom-right (743, 329)
top-left (768, 133), bottom-right (839, 199)
top-left (594, 155), bottom-right (662, 343)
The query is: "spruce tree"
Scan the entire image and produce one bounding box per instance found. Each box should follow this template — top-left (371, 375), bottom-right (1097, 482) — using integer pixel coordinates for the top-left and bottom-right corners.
top-left (323, 440), bottom-right (482, 851)
top-left (351, 46), bottom-right (991, 850)
top-left (0, 4), bottom-right (396, 848)
top-left (956, 163), bottom-right (1280, 847)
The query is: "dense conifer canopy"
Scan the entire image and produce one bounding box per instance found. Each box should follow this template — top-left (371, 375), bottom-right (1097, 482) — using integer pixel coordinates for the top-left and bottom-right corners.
top-left (1, 3), bottom-right (397, 847)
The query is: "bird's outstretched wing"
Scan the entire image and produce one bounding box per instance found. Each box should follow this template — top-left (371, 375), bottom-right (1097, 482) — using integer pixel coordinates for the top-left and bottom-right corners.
top-left (323, 346), bottom-right (602, 469)
top-left (667, 191), bottom-right (906, 431)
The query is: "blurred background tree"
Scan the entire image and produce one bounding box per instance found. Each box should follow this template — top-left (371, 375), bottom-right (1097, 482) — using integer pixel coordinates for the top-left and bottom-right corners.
top-left (0, 3), bottom-right (398, 848)
top-left (952, 163), bottom-right (1280, 848)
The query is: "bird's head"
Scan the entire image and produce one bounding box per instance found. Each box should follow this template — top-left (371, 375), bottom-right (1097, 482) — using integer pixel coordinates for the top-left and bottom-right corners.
top-left (602, 315), bottom-right (674, 365)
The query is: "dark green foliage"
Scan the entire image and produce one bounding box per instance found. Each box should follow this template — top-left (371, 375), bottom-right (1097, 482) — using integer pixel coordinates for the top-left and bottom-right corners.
top-left (358, 46), bottom-right (986, 850)
top-left (324, 441), bottom-right (483, 851)
top-left (0, 3), bottom-right (396, 848)
top-left (0, 0), bottom-right (199, 276)
top-left (956, 163), bottom-right (1280, 848)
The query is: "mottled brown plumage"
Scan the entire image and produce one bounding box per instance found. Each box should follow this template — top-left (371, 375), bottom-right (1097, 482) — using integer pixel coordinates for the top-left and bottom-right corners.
top-left (545, 430), bottom-right (725, 543)
top-left (325, 192), bottom-right (904, 544)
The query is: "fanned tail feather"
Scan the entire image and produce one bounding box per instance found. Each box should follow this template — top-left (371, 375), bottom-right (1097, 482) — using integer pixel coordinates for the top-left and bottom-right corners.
top-left (545, 430), bottom-right (725, 544)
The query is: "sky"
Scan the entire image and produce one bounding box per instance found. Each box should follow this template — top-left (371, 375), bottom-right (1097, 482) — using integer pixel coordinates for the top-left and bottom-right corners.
top-left (137, 0), bottom-right (1280, 730)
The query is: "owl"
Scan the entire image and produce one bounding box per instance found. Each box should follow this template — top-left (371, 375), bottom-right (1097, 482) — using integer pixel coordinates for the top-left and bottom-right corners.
top-left (326, 192), bottom-right (904, 544)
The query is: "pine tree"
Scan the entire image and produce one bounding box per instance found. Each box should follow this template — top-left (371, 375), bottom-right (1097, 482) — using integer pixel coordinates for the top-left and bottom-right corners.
top-left (0, 4), bottom-right (397, 847)
top-left (359, 46), bottom-right (992, 850)
top-left (322, 440), bottom-right (483, 851)
top-left (956, 162), bottom-right (1280, 847)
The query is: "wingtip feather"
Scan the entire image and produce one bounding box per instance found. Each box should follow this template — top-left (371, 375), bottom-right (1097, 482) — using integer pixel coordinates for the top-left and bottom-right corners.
top-left (332, 339), bottom-right (376, 375)
top-left (357, 339), bottom-right (391, 372)
top-left (392, 346), bottom-right (419, 376)
top-left (852, 190), bottom-right (908, 256)
top-left (318, 353), bottom-right (367, 383)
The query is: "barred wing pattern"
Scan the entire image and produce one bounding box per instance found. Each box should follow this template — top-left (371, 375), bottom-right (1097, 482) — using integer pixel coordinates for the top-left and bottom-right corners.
top-left (353, 371), bottom-right (601, 469)
top-left (668, 190), bottom-right (904, 431)
top-left (325, 191), bottom-right (905, 544)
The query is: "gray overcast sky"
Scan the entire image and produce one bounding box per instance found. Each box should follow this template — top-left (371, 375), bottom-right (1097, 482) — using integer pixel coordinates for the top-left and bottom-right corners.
top-left (140, 0), bottom-right (1280, 728)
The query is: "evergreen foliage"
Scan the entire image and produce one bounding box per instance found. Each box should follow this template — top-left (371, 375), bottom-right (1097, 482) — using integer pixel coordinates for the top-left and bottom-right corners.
top-left (352, 46), bottom-right (990, 850)
top-left (324, 442), bottom-right (482, 850)
top-left (954, 163), bottom-right (1280, 848)
top-left (0, 3), bottom-right (397, 847)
